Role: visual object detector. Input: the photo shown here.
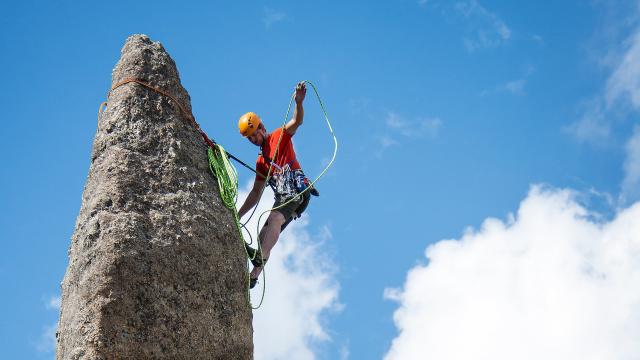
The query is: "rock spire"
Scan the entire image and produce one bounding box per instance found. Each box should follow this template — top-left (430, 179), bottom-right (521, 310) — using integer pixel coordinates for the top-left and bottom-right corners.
top-left (57, 34), bottom-right (253, 359)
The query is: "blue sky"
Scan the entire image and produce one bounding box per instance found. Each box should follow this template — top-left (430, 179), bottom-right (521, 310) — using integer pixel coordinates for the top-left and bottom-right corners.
top-left (2, 1), bottom-right (640, 359)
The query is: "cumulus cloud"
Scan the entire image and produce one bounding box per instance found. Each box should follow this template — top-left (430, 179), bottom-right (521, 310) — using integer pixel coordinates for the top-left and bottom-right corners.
top-left (385, 186), bottom-right (640, 360)
top-left (238, 183), bottom-right (341, 360)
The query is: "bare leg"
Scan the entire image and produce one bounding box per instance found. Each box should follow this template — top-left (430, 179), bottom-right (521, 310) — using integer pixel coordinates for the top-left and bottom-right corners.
top-left (250, 211), bottom-right (286, 279)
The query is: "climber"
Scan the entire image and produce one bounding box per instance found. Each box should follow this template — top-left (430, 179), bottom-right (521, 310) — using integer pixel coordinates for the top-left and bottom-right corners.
top-left (237, 81), bottom-right (316, 289)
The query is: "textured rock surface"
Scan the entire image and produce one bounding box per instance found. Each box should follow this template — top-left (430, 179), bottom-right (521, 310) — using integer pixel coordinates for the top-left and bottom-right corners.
top-left (57, 34), bottom-right (253, 359)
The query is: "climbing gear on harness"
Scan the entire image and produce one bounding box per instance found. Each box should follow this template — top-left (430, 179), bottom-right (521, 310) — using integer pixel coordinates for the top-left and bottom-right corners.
top-left (238, 112), bottom-right (262, 137)
top-left (259, 148), bottom-right (320, 197)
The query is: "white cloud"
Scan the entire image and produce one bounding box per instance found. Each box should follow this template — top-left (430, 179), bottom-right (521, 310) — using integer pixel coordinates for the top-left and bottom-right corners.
top-left (386, 112), bottom-right (441, 139)
top-left (622, 125), bottom-right (640, 202)
top-left (531, 34), bottom-right (544, 44)
top-left (46, 296), bottom-right (61, 311)
top-left (606, 27), bottom-right (640, 203)
top-left (504, 78), bottom-right (526, 95)
top-left (606, 31), bottom-right (640, 108)
top-left (37, 295), bottom-right (61, 353)
top-left (419, 0), bottom-right (511, 51)
top-left (419, 117), bottom-right (442, 136)
top-left (488, 65), bottom-right (534, 96)
top-left (339, 342), bottom-right (350, 360)
top-left (570, 18), bottom-right (640, 202)
top-left (385, 186), bottom-right (640, 360)
top-left (564, 100), bottom-right (611, 144)
top-left (455, 0), bottom-right (511, 52)
top-left (379, 135), bottom-right (398, 149)
top-left (386, 112), bottom-right (408, 131)
top-left (348, 97), bottom-right (372, 116)
top-left (36, 324), bottom-right (57, 353)
top-left (375, 135), bottom-right (399, 158)
top-left (263, 7), bottom-right (286, 28)
top-left (238, 183), bottom-right (341, 360)
top-left (376, 112), bottom-right (441, 157)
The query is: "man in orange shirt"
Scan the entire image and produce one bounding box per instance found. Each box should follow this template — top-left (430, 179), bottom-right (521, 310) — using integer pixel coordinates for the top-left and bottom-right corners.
top-left (237, 82), bottom-right (315, 288)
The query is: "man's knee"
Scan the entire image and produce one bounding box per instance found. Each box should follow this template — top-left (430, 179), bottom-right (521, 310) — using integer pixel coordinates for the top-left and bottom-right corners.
top-left (265, 211), bottom-right (286, 229)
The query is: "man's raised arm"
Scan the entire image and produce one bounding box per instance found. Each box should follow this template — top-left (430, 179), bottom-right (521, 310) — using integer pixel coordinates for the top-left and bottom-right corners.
top-left (285, 82), bottom-right (307, 136)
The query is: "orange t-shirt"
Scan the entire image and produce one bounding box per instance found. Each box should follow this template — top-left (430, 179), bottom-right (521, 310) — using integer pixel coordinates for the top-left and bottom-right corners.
top-left (256, 128), bottom-right (303, 196)
top-left (256, 128), bottom-right (301, 179)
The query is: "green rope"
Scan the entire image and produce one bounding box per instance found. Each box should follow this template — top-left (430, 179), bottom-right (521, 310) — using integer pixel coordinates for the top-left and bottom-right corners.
top-left (207, 144), bottom-right (257, 306)
top-left (208, 145), bottom-right (238, 208)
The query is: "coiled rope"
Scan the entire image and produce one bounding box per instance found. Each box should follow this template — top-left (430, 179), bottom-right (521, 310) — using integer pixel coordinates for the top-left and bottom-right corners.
top-left (207, 144), bottom-right (258, 304)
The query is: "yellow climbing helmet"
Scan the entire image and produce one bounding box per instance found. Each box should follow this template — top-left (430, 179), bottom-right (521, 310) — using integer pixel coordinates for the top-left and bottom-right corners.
top-left (238, 112), bottom-right (261, 137)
